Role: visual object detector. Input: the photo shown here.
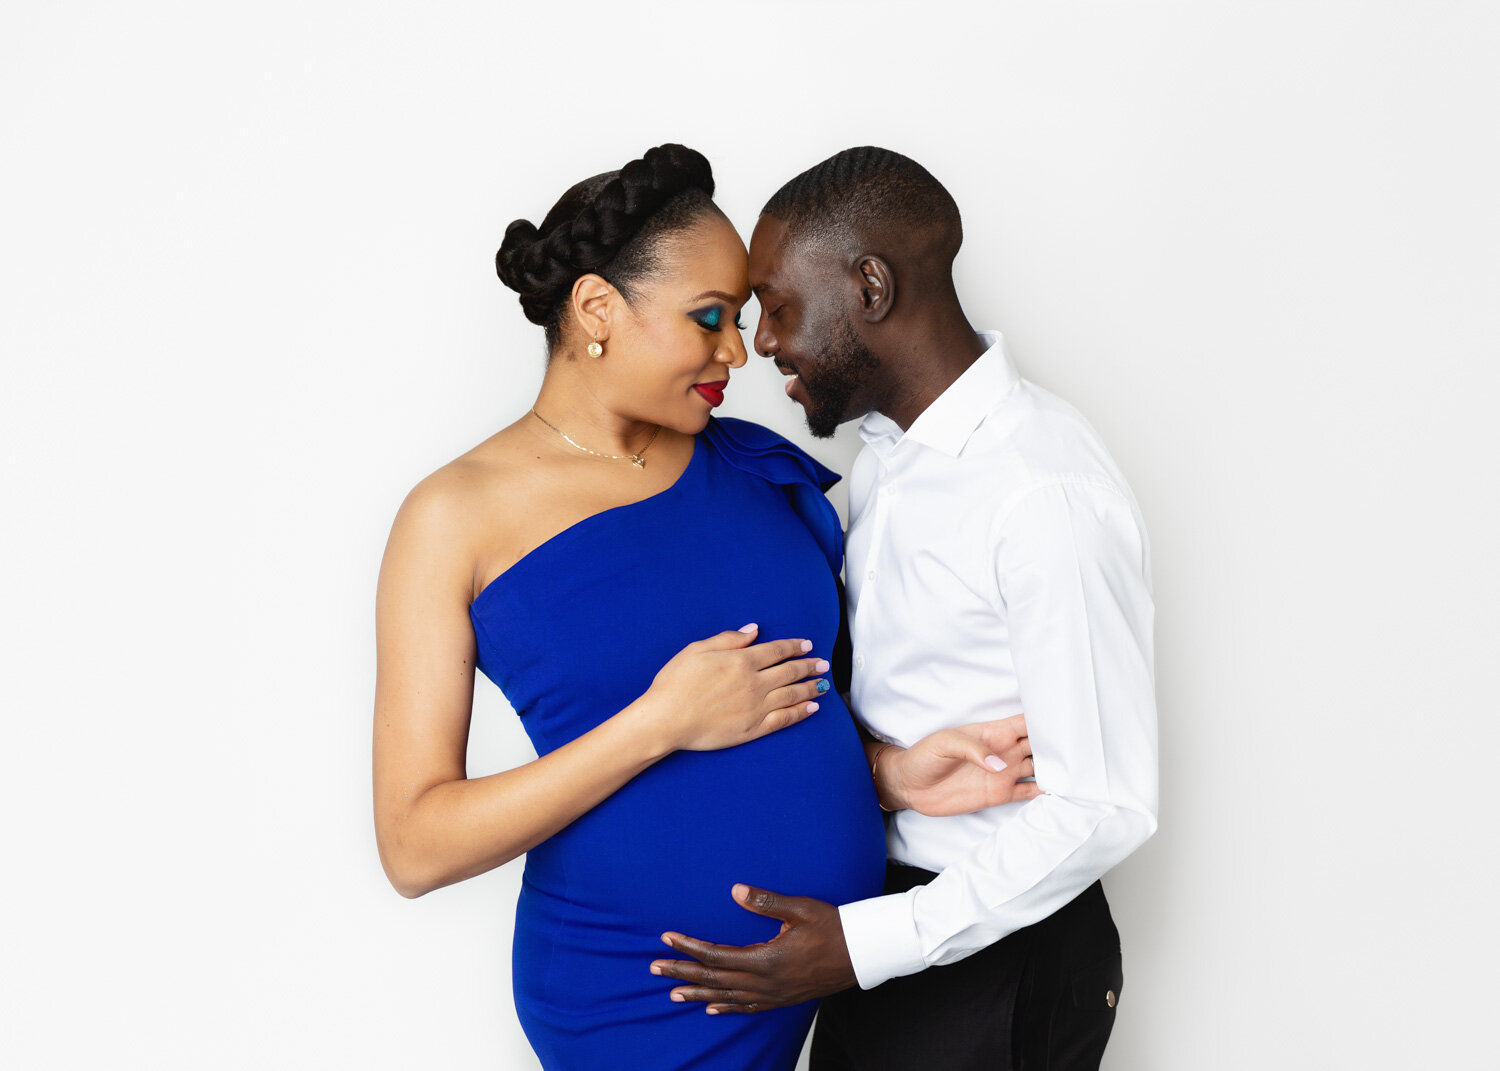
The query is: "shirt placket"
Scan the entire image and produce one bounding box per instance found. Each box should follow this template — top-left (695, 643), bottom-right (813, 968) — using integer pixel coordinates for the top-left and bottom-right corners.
top-left (850, 450), bottom-right (898, 717)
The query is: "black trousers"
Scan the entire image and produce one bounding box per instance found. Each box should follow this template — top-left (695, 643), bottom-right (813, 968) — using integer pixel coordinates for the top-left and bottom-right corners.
top-left (810, 864), bottom-right (1123, 1071)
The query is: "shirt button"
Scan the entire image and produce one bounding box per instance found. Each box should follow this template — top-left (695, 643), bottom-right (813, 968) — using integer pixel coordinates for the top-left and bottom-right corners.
top-left (866, 570), bottom-right (876, 581)
top-left (854, 654), bottom-right (866, 669)
top-left (1105, 990), bottom-right (1117, 1008)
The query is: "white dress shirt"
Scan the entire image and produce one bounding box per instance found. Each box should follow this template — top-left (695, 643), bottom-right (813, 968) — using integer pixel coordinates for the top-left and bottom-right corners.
top-left (838, 331), bottom-right (1159, 990)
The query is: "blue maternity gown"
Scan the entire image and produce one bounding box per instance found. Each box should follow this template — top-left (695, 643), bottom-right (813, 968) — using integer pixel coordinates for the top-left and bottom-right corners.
top-left (468, 417), bottom-right (888, 1071)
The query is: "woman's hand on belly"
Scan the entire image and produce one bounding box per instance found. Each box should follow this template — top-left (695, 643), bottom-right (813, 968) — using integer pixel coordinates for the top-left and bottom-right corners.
top-left (628, 625), bottom-right (832, 753)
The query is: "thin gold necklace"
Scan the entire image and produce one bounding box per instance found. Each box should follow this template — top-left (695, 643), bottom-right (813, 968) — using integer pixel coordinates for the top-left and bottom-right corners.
top-left (530, 409), bottom-right (661, 469)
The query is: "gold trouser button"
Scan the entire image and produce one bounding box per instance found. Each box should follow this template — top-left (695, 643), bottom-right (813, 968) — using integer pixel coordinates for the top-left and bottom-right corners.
top-left (1105, 990), bottom-right (1117, 1008)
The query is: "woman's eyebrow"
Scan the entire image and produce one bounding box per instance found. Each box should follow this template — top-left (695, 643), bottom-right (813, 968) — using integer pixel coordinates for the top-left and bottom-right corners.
top-left (686, 289), bottom-right (745, 304)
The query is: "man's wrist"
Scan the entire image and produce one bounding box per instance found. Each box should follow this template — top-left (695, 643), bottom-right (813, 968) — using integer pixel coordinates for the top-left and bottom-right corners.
top-left (838, 892), bottom-right (927, 990)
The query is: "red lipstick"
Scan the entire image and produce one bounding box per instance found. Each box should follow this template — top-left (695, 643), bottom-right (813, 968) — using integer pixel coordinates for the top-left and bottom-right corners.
top-left (693, 380), bottom-right (728, 407)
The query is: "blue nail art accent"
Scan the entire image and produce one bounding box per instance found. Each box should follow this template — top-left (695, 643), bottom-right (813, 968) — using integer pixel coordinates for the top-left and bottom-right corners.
top-left (816, 679), bottom-right (830, 693)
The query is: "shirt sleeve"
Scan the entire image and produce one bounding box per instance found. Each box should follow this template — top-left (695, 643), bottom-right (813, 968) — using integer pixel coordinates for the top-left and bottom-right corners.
top-left (838, 476), bottom-right (1159, 989)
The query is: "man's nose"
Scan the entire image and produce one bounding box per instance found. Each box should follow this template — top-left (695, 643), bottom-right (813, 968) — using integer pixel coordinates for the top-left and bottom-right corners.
top-left (754, 314), bottom-right (777, 358)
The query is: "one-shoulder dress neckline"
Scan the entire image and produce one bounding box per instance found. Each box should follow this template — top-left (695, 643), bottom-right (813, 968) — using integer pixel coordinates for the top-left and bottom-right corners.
top-left (470, 434), bottom-right (702, 612)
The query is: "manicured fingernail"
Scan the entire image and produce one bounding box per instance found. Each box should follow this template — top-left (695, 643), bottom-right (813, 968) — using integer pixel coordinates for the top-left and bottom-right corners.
top-left (805, 702), bottom-right (819, 713)
top-left (816, 679), bottom-right (830, 693)
top-left (671, 991), bottom-right (685, 1002)
top-left (739, 623), bottom-right (758, 633)
top-left (985, 755), bottom-right (1006, 772)
top-left (800, 640), bottom-right (813, 652)
top-left (815, 660), bottom-right (830, 673)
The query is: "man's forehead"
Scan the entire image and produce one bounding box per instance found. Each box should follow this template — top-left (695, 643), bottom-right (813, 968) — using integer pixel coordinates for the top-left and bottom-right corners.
top-left (749, 216), bottom-right (788, 261)
top-left (750, 215), bottom-right (828, 291)
top-left (748, 217), bottom-right (784, 293)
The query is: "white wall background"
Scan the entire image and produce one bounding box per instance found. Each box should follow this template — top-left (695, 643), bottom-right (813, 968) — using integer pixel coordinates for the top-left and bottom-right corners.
top-left (4, 2), bottom-right (1497, 1067)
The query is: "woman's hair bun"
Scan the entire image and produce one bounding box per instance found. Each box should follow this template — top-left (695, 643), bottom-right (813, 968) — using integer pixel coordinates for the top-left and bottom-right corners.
top-left (495, 217), bottom-right (566, 327)
top-left (496, 144), bottom-right (716, 336)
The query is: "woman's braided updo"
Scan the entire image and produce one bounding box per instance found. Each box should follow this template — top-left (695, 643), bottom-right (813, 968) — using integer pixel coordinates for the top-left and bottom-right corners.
top-left (496, 144), bottom-right (719, 351)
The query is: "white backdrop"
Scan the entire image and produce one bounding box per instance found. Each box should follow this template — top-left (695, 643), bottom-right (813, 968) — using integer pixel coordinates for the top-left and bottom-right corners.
top-left (4, 2), bottom-right (1497, 1068)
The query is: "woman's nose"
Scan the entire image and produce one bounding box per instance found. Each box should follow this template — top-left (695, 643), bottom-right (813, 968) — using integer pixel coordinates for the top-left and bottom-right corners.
top-left (718, 323), bottom-right (749, 368)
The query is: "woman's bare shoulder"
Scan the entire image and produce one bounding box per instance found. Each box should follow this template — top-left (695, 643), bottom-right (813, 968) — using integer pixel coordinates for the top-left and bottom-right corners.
top-left (383, 422), bottom-right (569, 602)
top-left (393, 424), bottom-right (540, 540)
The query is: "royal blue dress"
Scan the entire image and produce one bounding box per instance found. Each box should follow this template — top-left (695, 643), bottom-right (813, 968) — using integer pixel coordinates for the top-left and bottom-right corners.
top-left (468, 418), bottom-right (888, 1071)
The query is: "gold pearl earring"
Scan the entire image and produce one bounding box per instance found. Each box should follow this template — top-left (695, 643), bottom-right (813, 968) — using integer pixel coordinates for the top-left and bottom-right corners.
top-left (587, 341), bottom-right (604, 358)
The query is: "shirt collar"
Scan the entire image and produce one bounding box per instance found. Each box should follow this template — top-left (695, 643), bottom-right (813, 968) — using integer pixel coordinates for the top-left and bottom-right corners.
top-left (858, 331), bottom-right (1021, 458)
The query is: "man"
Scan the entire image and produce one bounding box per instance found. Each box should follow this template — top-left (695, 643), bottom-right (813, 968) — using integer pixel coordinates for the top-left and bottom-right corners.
top-left (651, 147), bottom-right (1158, 1069)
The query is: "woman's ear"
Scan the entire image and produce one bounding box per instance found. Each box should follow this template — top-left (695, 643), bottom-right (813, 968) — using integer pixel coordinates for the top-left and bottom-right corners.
top-left (570, 273), bottom-right (616, 343)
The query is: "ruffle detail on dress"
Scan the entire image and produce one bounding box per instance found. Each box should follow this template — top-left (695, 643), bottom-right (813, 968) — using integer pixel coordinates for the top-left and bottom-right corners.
top-left (704, 417), bottom-right (844, 575)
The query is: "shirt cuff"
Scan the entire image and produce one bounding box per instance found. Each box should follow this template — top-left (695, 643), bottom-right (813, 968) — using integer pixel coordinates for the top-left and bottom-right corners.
top-left (837, 889), bottom-right (927, 990)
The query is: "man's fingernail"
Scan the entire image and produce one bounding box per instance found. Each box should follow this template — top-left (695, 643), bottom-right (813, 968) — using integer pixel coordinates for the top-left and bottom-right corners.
top-left (706, 1007), bottom-right (720, 1015)
top-left (985, 755), bottom-right (1006, 772)
top-left (671, 991), bottom-right (685, 1002)
top-left (661, 934), bottom-right (674, 947)
top-left (739, 623), bottom-right (758, 633)
top-left (650, 964), bottom-right (662, 975)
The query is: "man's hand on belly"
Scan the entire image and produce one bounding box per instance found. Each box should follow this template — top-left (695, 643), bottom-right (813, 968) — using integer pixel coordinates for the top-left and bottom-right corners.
top-left (649, 884), bottom-right (856, 1012)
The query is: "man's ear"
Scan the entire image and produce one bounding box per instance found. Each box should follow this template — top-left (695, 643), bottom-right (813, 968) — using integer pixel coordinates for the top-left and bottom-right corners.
top-left (854, 255), bottom-right (894, 323)
top-left (569, 273), bottom-right (617, 344)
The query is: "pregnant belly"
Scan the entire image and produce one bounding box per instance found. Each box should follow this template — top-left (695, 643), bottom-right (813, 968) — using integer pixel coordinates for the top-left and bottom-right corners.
top-left (523, 708), bottom-right (887, 947)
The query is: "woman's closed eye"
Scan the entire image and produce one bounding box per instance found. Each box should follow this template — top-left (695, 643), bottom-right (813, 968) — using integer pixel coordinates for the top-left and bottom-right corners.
top-left (692, 306), bottom-right (747, 332)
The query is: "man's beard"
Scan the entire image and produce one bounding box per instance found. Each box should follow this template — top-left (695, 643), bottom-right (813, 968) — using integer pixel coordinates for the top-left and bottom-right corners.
top-left (801, 319), bottom-right (880, 438)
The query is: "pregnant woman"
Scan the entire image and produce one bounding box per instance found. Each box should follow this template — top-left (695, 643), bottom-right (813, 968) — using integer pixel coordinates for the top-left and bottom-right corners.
top-left (372, 144), bottom-right (1035, 1069)
top-left (372, 144), bottom-right (887, 1070)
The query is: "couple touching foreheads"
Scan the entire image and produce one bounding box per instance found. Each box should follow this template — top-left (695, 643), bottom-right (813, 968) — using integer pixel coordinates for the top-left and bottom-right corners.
top-left (373, 144), bottom-right (1158, 1070)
